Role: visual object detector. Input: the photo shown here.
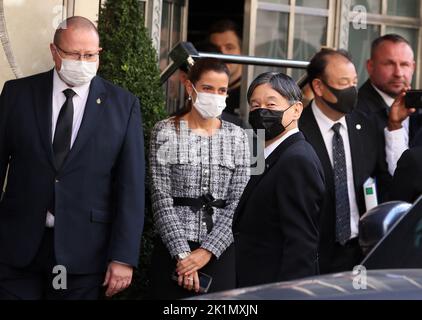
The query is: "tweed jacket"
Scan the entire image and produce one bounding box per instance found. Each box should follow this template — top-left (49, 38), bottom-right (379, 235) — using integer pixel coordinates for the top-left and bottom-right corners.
top-left (149, 118), bottom-right (250, 258)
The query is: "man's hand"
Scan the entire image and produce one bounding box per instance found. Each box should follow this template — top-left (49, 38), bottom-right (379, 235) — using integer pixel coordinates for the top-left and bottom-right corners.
top-left (176, 248), bottom-right (212, 277)
top-left (388, 87), bottom-right (416, 131)
top-left (103, 261), bottom-right (133, 297)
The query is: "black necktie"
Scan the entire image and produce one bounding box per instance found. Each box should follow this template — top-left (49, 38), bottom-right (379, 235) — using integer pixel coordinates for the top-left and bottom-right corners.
top-left (332, 122), bottom-right (351, 245)
top-left (53, 88), bottom-right (76, 170)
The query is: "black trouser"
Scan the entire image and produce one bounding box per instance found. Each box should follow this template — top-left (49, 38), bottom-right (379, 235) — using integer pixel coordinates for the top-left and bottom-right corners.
top-left (0, 228), bottom-right (104, 300)
top-left (320, 237), bottom-right (364, 274)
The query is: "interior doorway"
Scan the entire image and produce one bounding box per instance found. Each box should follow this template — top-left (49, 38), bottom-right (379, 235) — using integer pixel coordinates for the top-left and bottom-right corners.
top-left (187, 0), bottom-right (244, 47)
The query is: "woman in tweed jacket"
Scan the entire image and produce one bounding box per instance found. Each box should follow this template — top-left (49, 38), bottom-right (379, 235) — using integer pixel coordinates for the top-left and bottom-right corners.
top-left (149, 58), bottom-right (250, 299)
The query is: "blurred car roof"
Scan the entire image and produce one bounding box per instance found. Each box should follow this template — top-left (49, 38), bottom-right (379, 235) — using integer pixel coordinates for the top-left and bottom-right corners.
top-left (191, 197), bottom-right (422, 300)
top-left (191, 269), bottom-right (422, 300)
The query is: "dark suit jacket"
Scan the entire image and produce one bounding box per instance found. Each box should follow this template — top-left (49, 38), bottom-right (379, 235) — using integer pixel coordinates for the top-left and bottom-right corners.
top-left (299, 105), bottom-right (391, 273)
top-left (233, 132), bottom-right (325, 288)
top-left (357, 80), bottom-right (422, 146)
top-left (390, 146), bottom-right (422, 203)
top-left (413, 128), bottom-right (422, 147)
top-left (0, 69), bottom-right (145, 274)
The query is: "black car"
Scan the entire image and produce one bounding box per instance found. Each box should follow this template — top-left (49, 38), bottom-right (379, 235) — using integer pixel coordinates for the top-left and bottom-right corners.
top-left (192, 196), bottom-right (422, 300)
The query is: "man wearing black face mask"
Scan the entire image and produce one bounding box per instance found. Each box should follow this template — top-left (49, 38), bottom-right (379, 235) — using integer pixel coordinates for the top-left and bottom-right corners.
top-left (299, 48), bottom-right (391, 274)
top-left (233, 72), bottom-right (325, 287)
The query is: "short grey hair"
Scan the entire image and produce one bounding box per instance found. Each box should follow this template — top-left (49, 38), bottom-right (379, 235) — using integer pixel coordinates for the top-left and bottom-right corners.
top-left (247, 72), bottom-right (302, 105)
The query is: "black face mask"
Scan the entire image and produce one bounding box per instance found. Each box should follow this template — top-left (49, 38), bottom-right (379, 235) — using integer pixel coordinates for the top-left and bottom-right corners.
top-left (321, 80), bottom-right (358, 114)
top-left (248, 107), bottom-right (292, 141)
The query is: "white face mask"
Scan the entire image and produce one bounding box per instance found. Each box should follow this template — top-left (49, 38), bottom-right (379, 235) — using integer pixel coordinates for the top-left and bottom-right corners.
top-left (58, 58), bottom-right (97, 87)
top-left (192, 86), bottom-right (227, 119)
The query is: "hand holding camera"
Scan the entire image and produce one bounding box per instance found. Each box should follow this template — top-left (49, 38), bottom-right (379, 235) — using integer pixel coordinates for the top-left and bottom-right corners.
top-left (404, 90), bottom-right (422, 109)
top-left (388, 86), bottom-right (416, 131)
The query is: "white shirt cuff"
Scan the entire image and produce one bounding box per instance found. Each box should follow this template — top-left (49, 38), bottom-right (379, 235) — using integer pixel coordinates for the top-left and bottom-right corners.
top-left (384, 127), bottom-right (408, 175)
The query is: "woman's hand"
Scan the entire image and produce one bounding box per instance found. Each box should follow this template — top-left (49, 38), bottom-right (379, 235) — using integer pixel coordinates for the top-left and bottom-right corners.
top-left (176, 248), bottom-right (212, 277)
top-left (177, 271), bottom-right (200, 292)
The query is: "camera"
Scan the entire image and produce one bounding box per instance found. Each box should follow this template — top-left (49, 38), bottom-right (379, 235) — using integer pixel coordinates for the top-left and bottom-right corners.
top-left (405, 90), bottom-right (422, 109)
top-left (171, 270), bottom-right (213, 293)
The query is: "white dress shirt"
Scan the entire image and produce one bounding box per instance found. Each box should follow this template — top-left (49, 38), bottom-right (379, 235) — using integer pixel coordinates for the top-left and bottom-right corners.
top-left (46, 69), bottom-right (91, 227)
top-left (312, 101), bottom-right (359, 239)
top-left (372, 84), bottom-right (409, 175)
top-left (264, 128), bottom-right (300, 159)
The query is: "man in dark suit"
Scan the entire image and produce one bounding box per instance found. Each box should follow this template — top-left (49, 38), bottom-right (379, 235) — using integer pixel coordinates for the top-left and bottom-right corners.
top-left (357, 34), bottom-right (422, 175)
top-left (299, 49), bottom-right (391, 274)
top-left (233, 72), bottom-right (325, 288)
top-left (389, 146), bottom-right (422, 203)
top-left (0, 17), bottom-right (145, 299)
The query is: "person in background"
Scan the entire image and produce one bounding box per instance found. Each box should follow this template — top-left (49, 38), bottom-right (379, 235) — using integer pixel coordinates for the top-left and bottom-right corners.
top-left (233, 72), bottom-right (324, 287)
top-left (300, 48), bottom-right (391, 274)
top-left (357, 34), bottom-right (422, 175)
top-left (149, 58), bottom-right (250, 299)
top-left (208, 19), bottom-right (243, 118)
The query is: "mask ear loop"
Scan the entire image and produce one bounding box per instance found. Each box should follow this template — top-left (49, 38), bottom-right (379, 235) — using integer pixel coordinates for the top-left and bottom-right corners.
top-left (190, 85), bottom-right (199, 104)
top-left (282, 102), bottom-right (297, 129)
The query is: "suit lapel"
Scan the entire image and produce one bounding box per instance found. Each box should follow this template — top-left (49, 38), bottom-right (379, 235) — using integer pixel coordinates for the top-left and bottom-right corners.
top-left (299, 106), bottom-right (334, 194)
top-left (360, 80), bottom-right (389, 116)
top-left (346, 112), bottom-right (366, 214)
top-left (346, 112), bottom-right (365, 213)
top-left (33, 69), bottom-right (56, 171)
top-left (233, 174), bottom-right (262, 225)
top-left (59, 76), bottom-right (107, 173)
top-left (233, 132), bottom-right (303, 226)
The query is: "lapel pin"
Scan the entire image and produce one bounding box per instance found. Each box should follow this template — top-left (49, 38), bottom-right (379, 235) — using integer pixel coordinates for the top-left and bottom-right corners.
top-left (356, 124), bottom-right (362, 130)
top-left (96, 98), bottom-right (101, 104)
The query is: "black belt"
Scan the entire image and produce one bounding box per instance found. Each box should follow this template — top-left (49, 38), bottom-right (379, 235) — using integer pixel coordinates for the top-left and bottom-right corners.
top-left (173, 193), bottom-right (227, 233)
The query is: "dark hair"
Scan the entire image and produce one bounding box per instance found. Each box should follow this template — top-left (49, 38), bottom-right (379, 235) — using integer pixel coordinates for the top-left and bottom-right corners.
top-left (307, 48), bottom-right (353, 92)
top-left (54, 16), bottom-right (99, 46)
top-left (208, 19), bottom-right (242, 43)
top-left (174, 58), bottom-right (230, 128)
top-left (247, 72), bottom-right (302, 105)
top-left (371, 34), bottom-right (412, 59)
top-left (188, 57), bottom-right (229, 85)
top-left (195, 41), bottom-right (221, 53)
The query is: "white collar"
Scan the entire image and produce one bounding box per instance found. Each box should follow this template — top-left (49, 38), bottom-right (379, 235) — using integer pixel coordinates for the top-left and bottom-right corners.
top-left (264, 127), bottom-right (300, 159)
top-left (53, 68), bottom-right (91, 97)
top-left (371, 83), bottom-right (395, 107)
top-left (311, 100), bottom-right (347, 134)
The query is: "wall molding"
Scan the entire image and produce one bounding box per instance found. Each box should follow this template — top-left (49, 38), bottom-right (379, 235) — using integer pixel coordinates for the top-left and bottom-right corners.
top-left (0, 0), bottom-right (23, 78)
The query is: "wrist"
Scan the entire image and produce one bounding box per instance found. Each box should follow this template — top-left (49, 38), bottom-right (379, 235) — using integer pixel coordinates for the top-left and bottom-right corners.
top-left (387, 121), bottom-right (403, 131)
top-left (175, 251), bottom-right (191, 261)
top-left (199, 248), bottom-right (213, 259)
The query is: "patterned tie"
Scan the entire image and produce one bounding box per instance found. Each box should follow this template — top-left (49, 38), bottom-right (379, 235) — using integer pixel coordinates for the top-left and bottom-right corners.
top-left (53, 88), bottom-right (76, 170)
top-left (332, 122), bottom-right (351, 245)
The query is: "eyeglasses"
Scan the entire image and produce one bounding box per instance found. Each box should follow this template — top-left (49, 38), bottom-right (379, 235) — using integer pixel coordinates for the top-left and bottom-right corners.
top-left (54, 44), bottom-right (100, 62)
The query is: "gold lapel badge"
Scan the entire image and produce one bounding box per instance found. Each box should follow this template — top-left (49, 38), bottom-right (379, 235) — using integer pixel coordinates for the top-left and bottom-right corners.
top-left (96, 98), bottom-right (101, 104)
